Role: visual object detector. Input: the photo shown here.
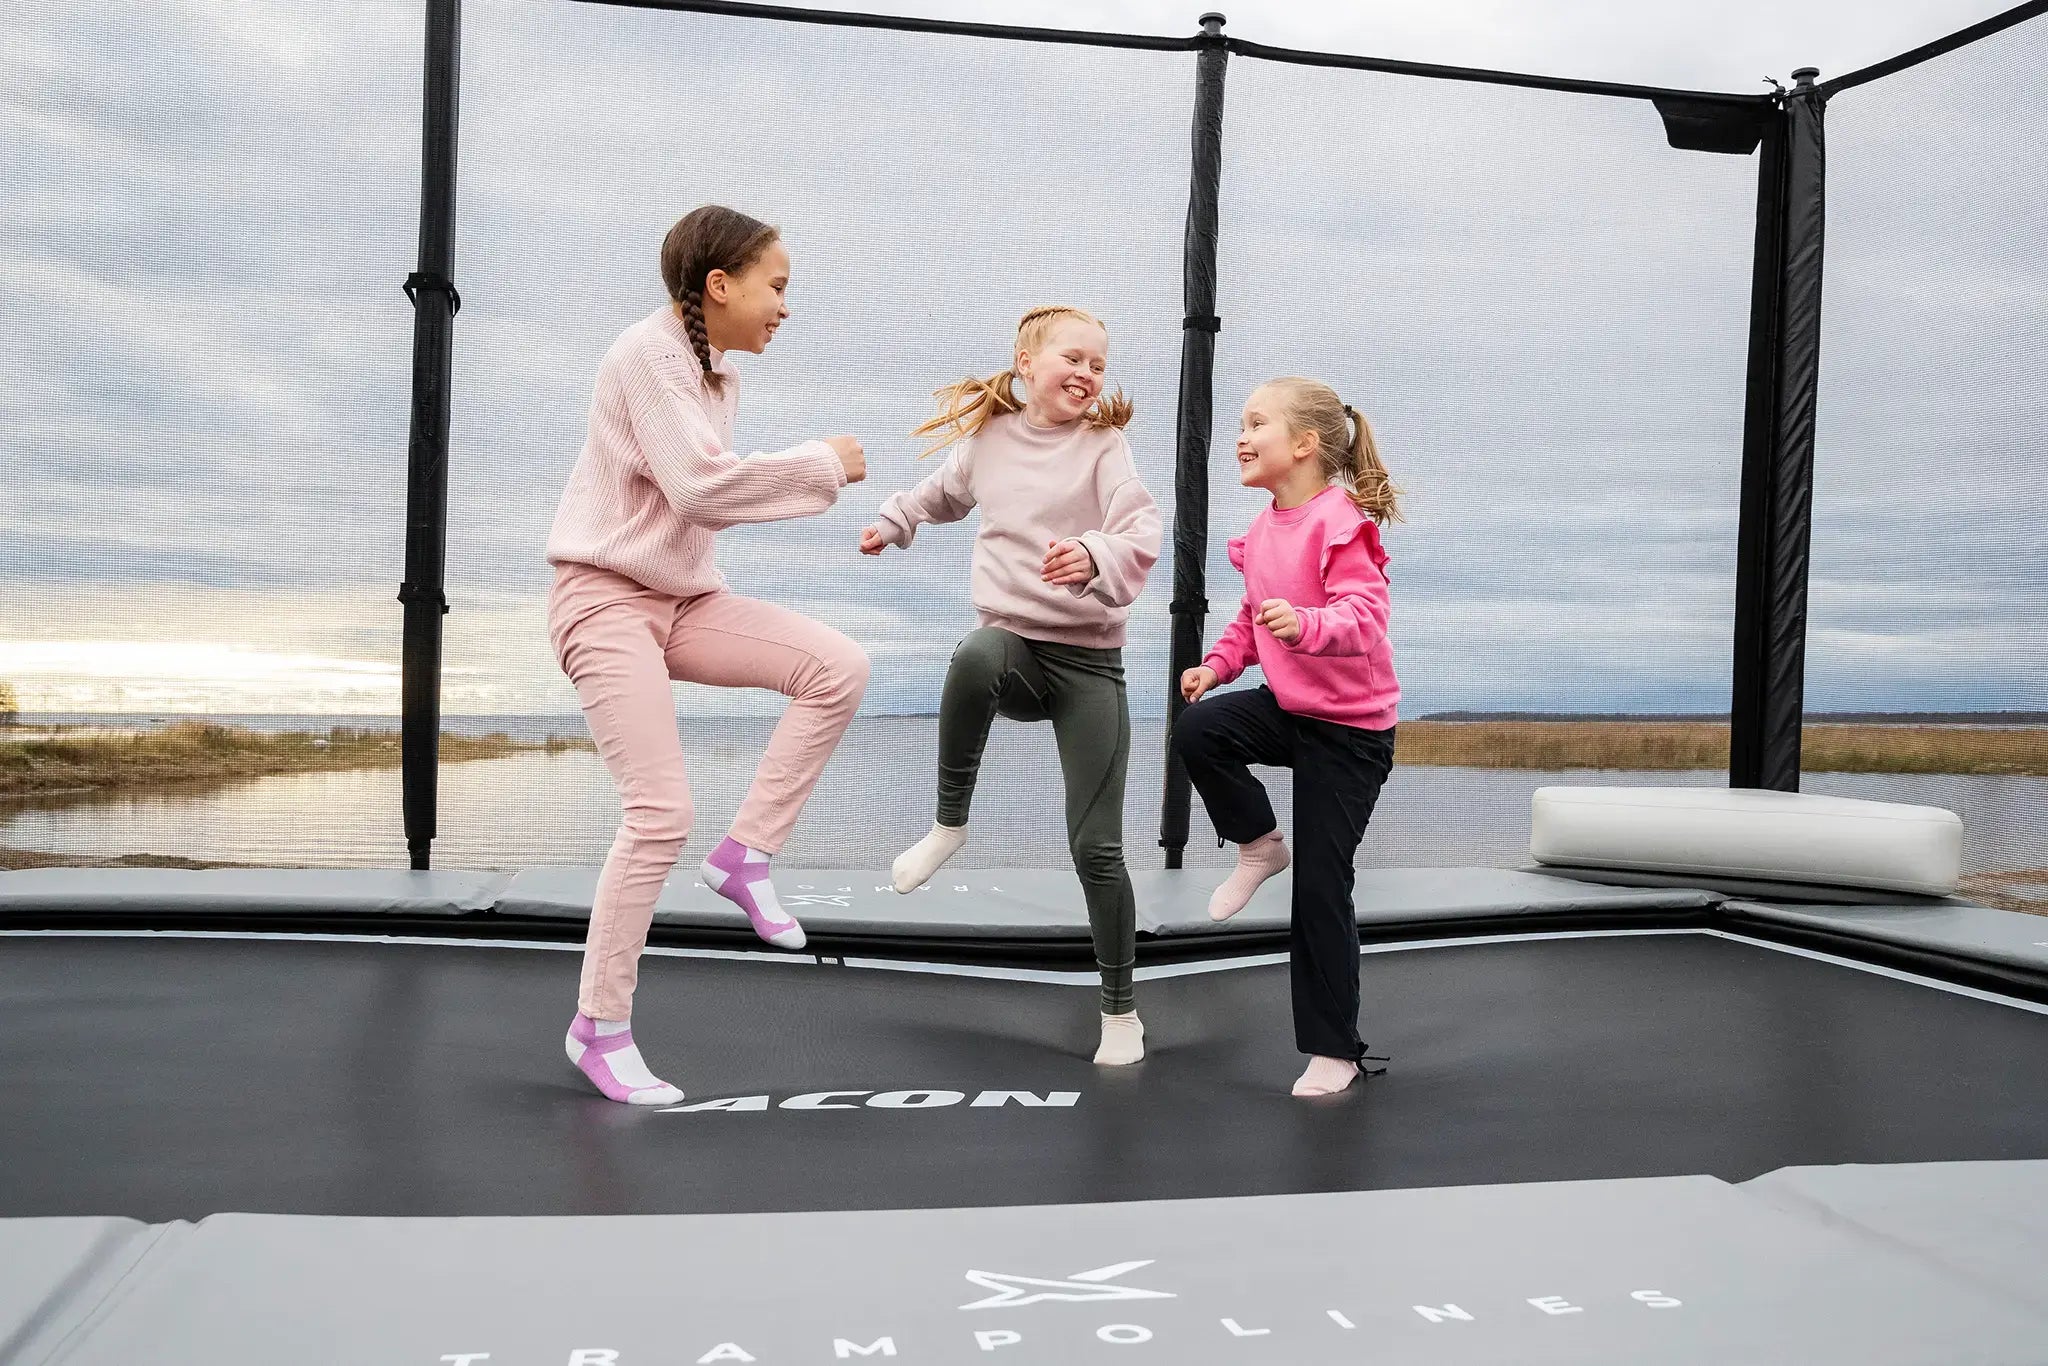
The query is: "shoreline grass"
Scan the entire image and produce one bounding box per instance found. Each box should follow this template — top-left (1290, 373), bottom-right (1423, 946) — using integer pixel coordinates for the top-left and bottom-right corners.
top-left (2, 718), bottom-right (2039, 914)
top-left (1391, 721), bottom-right (2048, 776)
top-left (0, 721), bottom-right (593, 801)
top-left (0, 721), bottom-right (2043, 803)
top-left (1958, 869), bottom-right (2048, 917)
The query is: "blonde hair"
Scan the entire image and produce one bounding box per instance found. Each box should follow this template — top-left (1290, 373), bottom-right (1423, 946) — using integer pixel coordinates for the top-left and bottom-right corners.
top-left (1259, 376), bottom-right (1404, 525)
top-left (912, 306), bottom-right (1134, 457)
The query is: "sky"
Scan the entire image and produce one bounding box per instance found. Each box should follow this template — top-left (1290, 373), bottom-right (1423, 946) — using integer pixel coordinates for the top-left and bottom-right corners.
top-left (2, 0), bottom-right (2043, 719)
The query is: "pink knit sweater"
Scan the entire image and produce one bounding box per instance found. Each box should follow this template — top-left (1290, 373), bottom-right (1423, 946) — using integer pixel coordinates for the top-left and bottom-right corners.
top-left (873, 412), bottom-right (1160, 648)
top-left (546, 305), bottom-right (848, 598)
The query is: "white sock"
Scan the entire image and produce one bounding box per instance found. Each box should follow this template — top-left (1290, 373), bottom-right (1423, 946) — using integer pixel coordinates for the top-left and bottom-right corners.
top-left (591, 1020), bottom-right (661, 1091)
top-left (1209, 831), bottom-right (1290, 922)
top-left (1292, 1055), bottom-right (1361, 1098)
top-left (600, 1042), bottom-right (675, 1095)
top-left (1094, 1012), bottom-right (1145, 1066)
top-left (892, 823), bottom-right (968, 893)
top-left (735, 846), bottom-right (796, 927)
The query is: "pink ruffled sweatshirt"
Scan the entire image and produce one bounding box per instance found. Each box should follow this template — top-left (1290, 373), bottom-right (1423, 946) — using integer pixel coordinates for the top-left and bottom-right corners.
top-left (1203, 484), bottom-right (1400, 730)
top-left (546, 305), bottom-right (848, 597)
top-left (871, 412), bottom-right (1160, 648)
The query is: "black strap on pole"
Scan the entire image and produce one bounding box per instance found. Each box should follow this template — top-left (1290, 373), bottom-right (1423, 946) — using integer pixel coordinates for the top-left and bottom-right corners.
top-left (1730, 69), bottom-right (1826, 792)
top-left (1160, 13), bottom-right (1229, 870)
top-left (400, 0), bottom-right (462, 871)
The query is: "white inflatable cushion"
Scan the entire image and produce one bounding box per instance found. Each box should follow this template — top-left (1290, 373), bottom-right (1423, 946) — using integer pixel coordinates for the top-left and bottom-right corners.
top-left (1530, 786), bottom-right (1962, 897)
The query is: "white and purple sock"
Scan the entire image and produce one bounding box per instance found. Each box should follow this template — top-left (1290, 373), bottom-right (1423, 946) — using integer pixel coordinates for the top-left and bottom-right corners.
top-left (564, 1013), bottom-right (684, 1106)
top-left (700, 835), bottom-right (807, 950)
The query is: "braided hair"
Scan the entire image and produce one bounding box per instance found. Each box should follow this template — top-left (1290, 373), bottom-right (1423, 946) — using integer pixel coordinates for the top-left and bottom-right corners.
top-left (658, 206), bottom-right (780, 394)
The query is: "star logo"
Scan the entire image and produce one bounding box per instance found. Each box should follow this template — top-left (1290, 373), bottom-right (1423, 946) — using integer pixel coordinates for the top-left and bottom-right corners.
top-left (959, 1260), bottom-right (1177, 1311)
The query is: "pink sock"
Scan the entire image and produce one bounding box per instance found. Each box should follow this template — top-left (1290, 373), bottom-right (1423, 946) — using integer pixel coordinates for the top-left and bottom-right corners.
top-left (700, 835), bottom-right (807, 949)
top-left (564, 1013), bottom-right (684, 1106)
top-left (1209, 830), bottom-right (1289, 922)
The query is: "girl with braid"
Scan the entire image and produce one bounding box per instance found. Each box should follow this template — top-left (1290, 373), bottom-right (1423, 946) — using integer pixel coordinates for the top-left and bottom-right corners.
top-left (859, 307), bottom-right (1161, 1066)
top-left (546, 205), bottom-right (869, 1105)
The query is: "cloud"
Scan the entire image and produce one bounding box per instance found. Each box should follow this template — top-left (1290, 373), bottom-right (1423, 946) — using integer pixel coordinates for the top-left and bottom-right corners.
top-left (3, 0), bottom-right (2041, 718)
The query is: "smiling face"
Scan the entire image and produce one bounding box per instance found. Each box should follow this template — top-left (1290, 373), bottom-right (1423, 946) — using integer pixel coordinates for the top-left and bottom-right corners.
top-left (1015, 316), bottom-right (1108, 425)
top-left (1235, 385), bottom-right (1318, 492)
top-left (704, 237), bottom-right (791, 354)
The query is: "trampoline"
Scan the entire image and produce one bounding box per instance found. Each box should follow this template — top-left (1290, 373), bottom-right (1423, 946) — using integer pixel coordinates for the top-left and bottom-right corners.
top-left (4, 866), bottom-right (2048, 1363)
top-left (8, 1), bottom-right (2048, 1363)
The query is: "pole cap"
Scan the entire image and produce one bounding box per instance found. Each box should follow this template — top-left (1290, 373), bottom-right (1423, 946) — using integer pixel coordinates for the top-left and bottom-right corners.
top-left (1791, 66), bottom-right (1820, 88)
top-left (1198, 12), bottom-right (1227, 32)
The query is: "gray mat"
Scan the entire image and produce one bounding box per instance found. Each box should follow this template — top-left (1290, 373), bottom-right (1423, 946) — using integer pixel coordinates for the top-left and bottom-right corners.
top-left (1722, 898), bottom-right (2048, 975)
top-left (0, 1218), bottom-right (159, 1365)
top-left (499, 866), bottom-right (1091, 938)
top-left (20, 1172), bottom-right (2048, 1365)
top-left (0, 868), bottom-right (508, 918)
top-left (1742, 1161), bottom-right (2048, 1319)
top-left (1139, 866), bottom-right (1716, 936)
top-left (499, 865), bottom-right (1718, 941)
top-left (1523, 863), bottom-right (1964, 906)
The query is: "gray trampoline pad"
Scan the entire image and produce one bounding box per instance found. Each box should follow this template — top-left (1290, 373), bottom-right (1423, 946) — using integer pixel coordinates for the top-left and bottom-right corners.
top-left (1723, 899), bottom-right (2048, 976)
top-left (1140, 866), bottom-right (1717, 936)
top-left (29, 1175), bottom-right (2048, 1365)
top-left (0, 1218), bottom-right (159, 1364)
top-left (499, 866), bottom-right (1092, 938)
top-left (499, 865), bottom-right (1718, 942)
top-left (0, 868), bottom-right (508, 918)
top-left (1741, 1161), bottom-right (2048, 1318)
top-left (1523, 863), bottom-right (1962, 905)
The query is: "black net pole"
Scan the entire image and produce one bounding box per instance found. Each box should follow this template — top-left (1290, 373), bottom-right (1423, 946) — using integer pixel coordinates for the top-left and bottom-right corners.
top-left (1730, 69), bottom-right (1826, 791)
top-left (399, 0), bottom-right (462, 870)
top-left (1160, 12), bottom-right (1229, 870)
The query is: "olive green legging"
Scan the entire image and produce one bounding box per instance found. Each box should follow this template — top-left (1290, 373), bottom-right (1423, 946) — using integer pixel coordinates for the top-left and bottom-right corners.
top-left (937, 626), bottom-right (1136, 1015)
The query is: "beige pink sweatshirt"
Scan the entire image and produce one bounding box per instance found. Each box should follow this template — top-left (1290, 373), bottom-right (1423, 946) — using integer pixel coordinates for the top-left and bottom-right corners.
top-left (872, 412), bottom-right (1160, 648)
top-left (546, 305), bottom-right (848, 598)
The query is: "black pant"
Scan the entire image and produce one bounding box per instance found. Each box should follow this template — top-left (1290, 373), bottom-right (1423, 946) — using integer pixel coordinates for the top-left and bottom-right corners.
top-left (1172, 686), bottom-right (1396, 1059)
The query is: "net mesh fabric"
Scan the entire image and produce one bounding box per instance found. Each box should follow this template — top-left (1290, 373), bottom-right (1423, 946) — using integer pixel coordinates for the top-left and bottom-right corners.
top-left (1803, 16), bottom-right (2048, 905)
top-left (1201, 55), bottom-right (1755, 868)
top-left (2, 2), bottom-right (417, 864)
top-left (443, 4), bottom-right (1190, 869)
top-left (3, 5), bottom-right (2037, 899)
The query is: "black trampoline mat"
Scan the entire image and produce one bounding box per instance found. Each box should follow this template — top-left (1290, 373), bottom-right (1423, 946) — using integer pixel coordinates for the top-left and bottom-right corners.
top-left (3, 931), bottom-right (2046, 1221)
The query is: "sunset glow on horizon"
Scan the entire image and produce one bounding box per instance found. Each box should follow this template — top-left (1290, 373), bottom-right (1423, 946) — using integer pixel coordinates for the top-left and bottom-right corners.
top-left (1, 641), bottom-right (405, 715)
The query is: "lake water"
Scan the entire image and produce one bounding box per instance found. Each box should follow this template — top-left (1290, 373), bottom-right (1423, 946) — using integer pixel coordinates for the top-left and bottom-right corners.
top-left (4, 715), bottom-right (2043, 881)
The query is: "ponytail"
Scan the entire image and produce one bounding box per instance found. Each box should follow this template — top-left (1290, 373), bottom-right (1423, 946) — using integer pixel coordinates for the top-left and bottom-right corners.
top-left (1341, 403), bottom-right (1404, 526)
top-left (911, 370), bottom-right (1025, 458)
top-left (912, 305), bottom-right (1134, 458)
top-left (1260, 377), bottom-right (1404, 526)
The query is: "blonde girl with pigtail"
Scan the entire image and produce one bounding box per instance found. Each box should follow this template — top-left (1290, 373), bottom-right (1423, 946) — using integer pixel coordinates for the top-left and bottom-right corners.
top-left (1172, 377), bottom-right (1404, 1097)
top-left (859, 306), bottom-right (1160, 1066)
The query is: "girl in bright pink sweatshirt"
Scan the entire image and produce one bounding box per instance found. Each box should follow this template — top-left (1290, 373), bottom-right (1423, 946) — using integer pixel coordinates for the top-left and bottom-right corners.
top-left (1173, 377), bottom-right (1403, 1097)
top-left (546, 205), bottom-right (869, 1105)
top-left (859, 306), bottom-right (1160, 1066)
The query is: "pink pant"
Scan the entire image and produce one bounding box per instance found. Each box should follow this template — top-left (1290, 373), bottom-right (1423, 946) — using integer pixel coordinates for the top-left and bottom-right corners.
top-left (548, 563), bottom-right (869, 1018)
